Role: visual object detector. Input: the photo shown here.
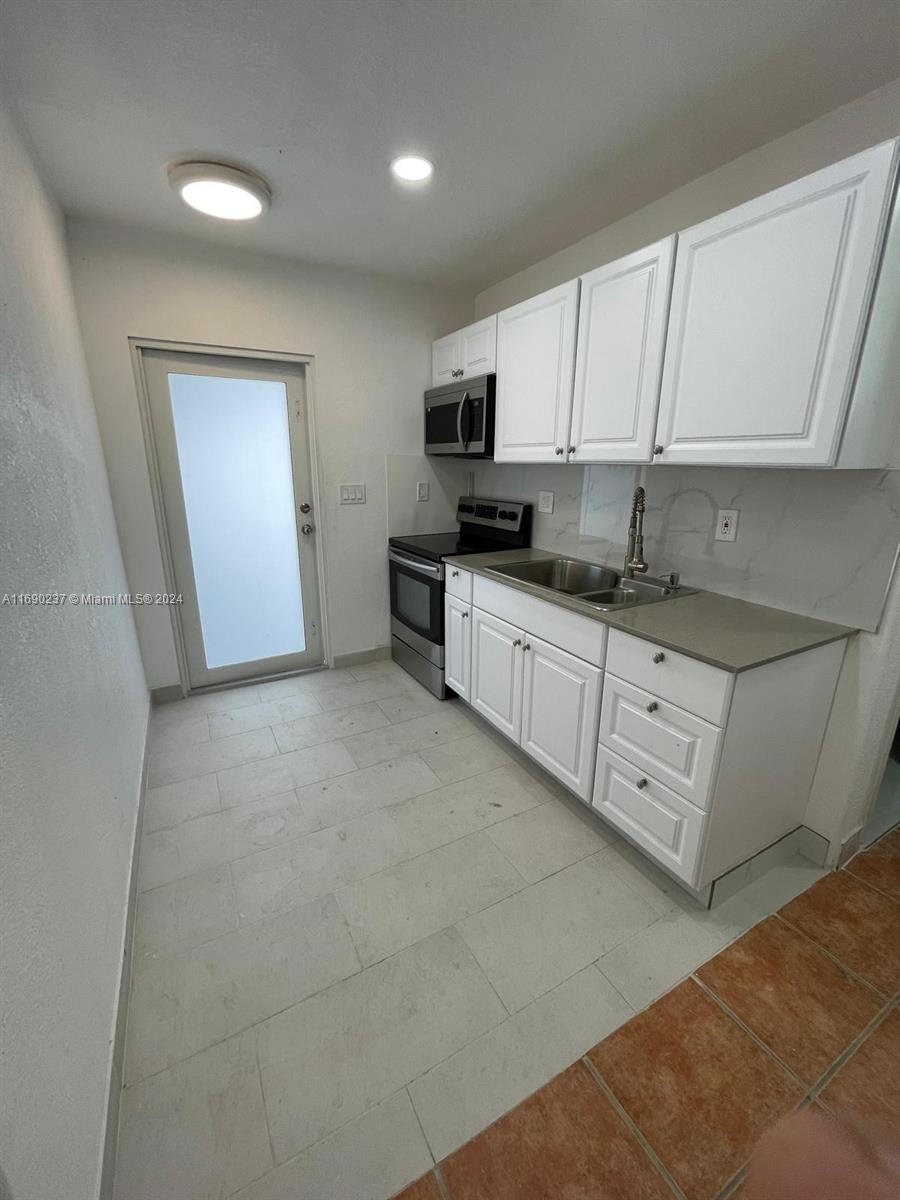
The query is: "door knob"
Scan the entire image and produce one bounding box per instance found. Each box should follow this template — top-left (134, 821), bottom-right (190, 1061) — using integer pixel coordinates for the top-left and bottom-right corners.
top-left (301, 523), bottom-right (314, 535)
top-left (299, 502), bottom-right (311, 514)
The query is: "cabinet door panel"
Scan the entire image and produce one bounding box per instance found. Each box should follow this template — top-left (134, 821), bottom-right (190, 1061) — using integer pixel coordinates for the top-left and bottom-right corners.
top-left (471, 608), bottom-right (524, 741)
top-left (599, 673), bottom-right (721, 809)
top-left (461, 315), bottom-right (497, 378)
top-left (495, 281), bottom-right (580, 462)
top-left (570, 237), bottom-right (675, 463)
top-left (521, 637), bottom-right (602, 800)
top-left (592, 746), bottom-right (705, 885)
top-left (656, 140), bottom-right (898, 465)
top-left (444, 596), bottom-right (471, 700)
top-left (432, 331), bottom-right (461, 387)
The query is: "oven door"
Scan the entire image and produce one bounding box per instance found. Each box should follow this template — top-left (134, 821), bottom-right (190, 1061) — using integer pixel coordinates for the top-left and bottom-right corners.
top-left (389, 550), bottom-right (444, 664)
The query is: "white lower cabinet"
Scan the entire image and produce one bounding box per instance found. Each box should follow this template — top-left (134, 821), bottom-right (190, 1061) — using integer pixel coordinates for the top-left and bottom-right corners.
top-left (448, 574), bottom-right (848, 893)
top-left (521, 637), bottom-right (602, 801)
top-left (466, 607), bottom-right (602, 799)
top-left (599, 673), bottom-right (721, 809)
top-left (444, 595), bottom-right (471, 701)
top-left (593, 746), bottom-right (705, 884)
top-left (470, 608), bottom-right (525, 741)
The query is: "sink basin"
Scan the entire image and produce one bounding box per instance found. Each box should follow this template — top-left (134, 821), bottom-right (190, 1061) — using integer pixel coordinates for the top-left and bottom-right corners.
top-left (490, 558), bottom-right (618, 594)
top-left (488, 557), bottom-right (693, 610)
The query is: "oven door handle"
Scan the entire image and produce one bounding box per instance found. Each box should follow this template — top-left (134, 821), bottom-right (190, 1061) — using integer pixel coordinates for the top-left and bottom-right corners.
top-left (389, 550), bottom-right (444, 578)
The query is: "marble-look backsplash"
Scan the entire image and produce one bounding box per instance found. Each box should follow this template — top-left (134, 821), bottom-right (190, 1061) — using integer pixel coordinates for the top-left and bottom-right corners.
top-left (473, 462), bottom-right (900, 632)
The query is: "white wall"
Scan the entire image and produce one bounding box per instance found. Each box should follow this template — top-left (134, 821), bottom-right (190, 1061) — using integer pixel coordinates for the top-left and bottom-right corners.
top-left (66, 220), bottom-right (472, 688)
top-left (471, 78), bottom-right (900, 854)
top-left (474, 77), bottom-right (900, 316)
top-left (0, 101), bottom-right (148, 1199)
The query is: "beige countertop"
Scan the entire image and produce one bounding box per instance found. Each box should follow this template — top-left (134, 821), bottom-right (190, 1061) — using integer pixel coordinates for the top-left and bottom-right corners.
top-left (444, 548), bottom-right (854, 673)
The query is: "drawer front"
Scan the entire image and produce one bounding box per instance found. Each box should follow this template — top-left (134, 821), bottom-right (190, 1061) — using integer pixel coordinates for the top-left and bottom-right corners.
top-left (599, 674), bottom-right (721, 809)
top-left (472, 574), bottom-right (607, 666)
top-left (446, 566), bottom-right (473, 603)
top-left (592, 746), bottom-right (705, 885)
top-left (606, 629), bottom-right (731, 724)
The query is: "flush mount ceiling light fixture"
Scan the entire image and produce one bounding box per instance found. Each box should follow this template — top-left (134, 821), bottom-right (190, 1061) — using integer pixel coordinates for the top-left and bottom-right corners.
top-left (390, 155), bottom-right (435, 183)
top-left (168, 161), bottom-right (271, 220)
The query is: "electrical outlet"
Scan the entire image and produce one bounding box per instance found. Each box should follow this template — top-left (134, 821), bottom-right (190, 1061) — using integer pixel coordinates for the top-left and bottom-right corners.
top-left (416, 481), bottom-right (430, 503)
top-left (537, 490), bottom-right (555, 515)
top-left (339, 484), bottom-right (366, 505)
top-left (715, 508), bottom-right (739, 542)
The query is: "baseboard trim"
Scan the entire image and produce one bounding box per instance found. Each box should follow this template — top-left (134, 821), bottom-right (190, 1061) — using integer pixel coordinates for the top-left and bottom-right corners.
top-left (332, 644), bottom-right (392, 669)
top-left (99, 701), bottom-right (151, 1199)
top-left (837, 824), bottom-right (864, 868)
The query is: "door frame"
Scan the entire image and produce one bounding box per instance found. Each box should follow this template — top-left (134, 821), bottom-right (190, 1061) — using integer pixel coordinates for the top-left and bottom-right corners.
top-left (129, 338), bottom-right (331, 696)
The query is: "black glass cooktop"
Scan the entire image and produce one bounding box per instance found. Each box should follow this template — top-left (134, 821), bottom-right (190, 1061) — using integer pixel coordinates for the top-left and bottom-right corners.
top-left (388, 532), bottom-right (481, 563)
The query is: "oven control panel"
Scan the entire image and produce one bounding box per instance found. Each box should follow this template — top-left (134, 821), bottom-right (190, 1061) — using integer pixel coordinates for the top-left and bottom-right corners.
top-left (457, 498), bottom-right (528, 531)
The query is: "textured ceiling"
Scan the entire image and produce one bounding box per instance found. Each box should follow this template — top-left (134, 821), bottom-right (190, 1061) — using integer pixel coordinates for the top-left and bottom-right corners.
top-left (2, 0), bottom-right (899, 287)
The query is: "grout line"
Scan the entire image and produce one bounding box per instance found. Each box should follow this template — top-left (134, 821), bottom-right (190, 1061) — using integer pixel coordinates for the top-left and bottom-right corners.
top-left (406, 1085), bottom-right (438, 1165)
top-left (805, 997), bottom-right (897, 1101)
top-left (714, 1167), bottom-right (748, 1200)
top-left (841, 864), bottom-right (900, 907)
top-left (690, 975), bottom-right (810, 1093)
top-left (254, 1033), bottom-right (280, 1174)
top-left (773, 913), bottom-right (891, 1000)
top-left (433, 1163), bottom-right (453, 1200)
top-left (580, 1055), bottom-right (687, 1199)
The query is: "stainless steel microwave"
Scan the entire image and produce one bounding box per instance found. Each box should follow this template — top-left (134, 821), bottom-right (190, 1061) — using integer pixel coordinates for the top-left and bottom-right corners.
top-left (424, 374), bottom-right (495, 457)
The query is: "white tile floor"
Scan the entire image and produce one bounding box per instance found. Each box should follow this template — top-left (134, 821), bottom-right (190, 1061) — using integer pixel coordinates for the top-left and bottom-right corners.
top-left (114, 662), bottom-right (826, 1200)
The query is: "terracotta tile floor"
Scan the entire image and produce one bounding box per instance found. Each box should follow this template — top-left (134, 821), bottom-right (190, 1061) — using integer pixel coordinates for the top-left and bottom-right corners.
top-left (398, 825), bottom-right (900, 1200)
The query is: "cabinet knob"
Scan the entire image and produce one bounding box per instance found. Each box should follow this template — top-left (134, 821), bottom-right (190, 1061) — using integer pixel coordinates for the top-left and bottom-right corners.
top-left (513, 638), bottom-right (522, 647)
top-left (568, 445), bottom-right (576, 454)
top-left (646, 701), bottom-right (658, 713)
top-left (555, 446), bottom-right (564, 455)
top-left (461, 611), bottom-right (469, 619)
top-left (654, 444), bottom-right (664, 455)
top-left (451, 570), bottom-right (459, 577)
top-left (636, 778), bottom-right (649, 790)
top-left (523, 643), bottom-right (531, 652)
top-left (652, 652), bottom-right (665, 664)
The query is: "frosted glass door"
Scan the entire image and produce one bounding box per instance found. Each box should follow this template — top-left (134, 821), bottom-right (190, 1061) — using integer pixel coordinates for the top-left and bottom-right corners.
top-left (143, 350), bottom-right (323, 688)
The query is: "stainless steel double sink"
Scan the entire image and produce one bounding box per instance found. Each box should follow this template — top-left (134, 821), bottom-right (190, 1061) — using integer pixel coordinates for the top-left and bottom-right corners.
top-left (487, 557), bottom-right (693, 611)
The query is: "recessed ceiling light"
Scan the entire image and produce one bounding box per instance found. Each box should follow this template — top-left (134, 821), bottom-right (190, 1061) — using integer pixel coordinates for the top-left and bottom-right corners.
top-left (390, 155), bottom-right (434, 183)
top-left (167, 161), bottom-right (271, 220)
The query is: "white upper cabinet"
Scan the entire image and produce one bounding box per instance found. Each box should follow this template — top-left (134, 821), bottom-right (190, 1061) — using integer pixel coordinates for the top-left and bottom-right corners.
top-left (431, 331), bottom-right (461, 386)
top-left (569, 236), bottom-right (676, 463)
top-left (655, 140), bottom-right (899, 466)
top-left (431, 315), bottom-right (497, 387)
top-left (494, 280), bottom-right (580, 462)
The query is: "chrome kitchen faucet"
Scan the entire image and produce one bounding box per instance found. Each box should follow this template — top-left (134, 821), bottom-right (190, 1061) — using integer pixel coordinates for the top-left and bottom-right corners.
top-left (624, 486), bottom-right (648, 579)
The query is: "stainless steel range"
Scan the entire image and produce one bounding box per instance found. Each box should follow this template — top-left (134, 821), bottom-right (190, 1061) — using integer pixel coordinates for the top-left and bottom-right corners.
top-left (388, 497), bottom-right (532, 697)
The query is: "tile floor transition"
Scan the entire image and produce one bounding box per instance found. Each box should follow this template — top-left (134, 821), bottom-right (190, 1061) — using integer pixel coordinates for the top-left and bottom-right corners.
top-left (113, 662), bottom-right (895, 1200)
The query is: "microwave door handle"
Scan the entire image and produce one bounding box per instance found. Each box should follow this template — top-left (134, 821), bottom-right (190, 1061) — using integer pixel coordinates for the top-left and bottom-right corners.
top-left (456, 393), bottom-right (466, 449)
top-left (460, 392), bottom-right (472, 449)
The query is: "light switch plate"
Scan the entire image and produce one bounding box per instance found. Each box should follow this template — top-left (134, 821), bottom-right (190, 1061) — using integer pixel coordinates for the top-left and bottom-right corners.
top-left (416, 481), bottom-right (430, 502)
top-left (715, 508), bottom-right (739, 542)
top-left (339, 484), bottom-right (366, 505)
top-left (538, 490), bottom-right (555, 515)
